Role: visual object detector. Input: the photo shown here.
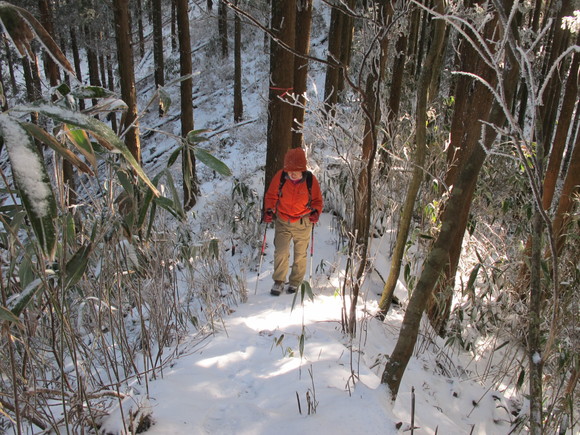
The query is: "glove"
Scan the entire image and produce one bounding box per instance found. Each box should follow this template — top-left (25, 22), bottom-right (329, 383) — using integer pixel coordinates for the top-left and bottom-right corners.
top-left (309, 210), bottom-right (319, 224)
top-left (263, 209), bottom-right (274, 223)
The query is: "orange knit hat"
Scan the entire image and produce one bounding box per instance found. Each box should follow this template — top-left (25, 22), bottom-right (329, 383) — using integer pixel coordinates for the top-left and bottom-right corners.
top-left (283, 148), bottom-right (307, 172)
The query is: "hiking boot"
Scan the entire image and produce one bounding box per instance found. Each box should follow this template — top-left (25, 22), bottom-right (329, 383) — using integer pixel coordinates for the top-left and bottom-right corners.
top-left (286, 284), bottom-right (298, 294)
top-left (270, 281), bottom-right (285, 296)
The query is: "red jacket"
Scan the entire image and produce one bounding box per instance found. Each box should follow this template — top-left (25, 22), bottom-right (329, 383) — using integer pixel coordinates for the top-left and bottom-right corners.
top-left (264, 170), bottom-right (323, 223)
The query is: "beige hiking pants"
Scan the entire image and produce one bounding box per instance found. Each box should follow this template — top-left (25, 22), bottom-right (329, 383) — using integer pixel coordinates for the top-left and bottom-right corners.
top-left (272, 218), bottom-right (312, 287)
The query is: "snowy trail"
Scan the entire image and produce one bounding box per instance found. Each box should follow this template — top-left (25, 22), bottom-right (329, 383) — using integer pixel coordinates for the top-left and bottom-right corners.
top-left (100, 213), bottom-right (513, 435)
top-left (140, 215), bottom-right (397, 434)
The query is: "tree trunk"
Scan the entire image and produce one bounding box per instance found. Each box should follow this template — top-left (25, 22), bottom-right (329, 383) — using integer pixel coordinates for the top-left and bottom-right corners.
top-left (323, 4), bottom-right (343, 113)
top-left (233, 0), bottom-right (243, 122)
top-left (337, 0), bottom-right (355, 96)
top-left (113, 0), bottom-right (141, 163)
top-left (69, 27), bottom-right (84, 111)
top-left (3, 40), bottom-right (17, 96)
top-left (382, 143), bottom-right (488, 398)
top-left (219, 0), bottom-right (228, 58)
top-left (291, 0), bottom-right (313, 149)
top-left (264, 0), bottom-right (296, 193)
top-left (346, 71), bottom-right (378, 336)
top-left (171, 0), bottom-right (177, 52)
top-left (378, 0), bottom-right (446, 316)
top-left (38, 0), bottom-right (60, 88)
top-left (540, 0), bottom-right (573, 153)
top-left (176, 0), bottom-right (198, 210)
top-left (406, 4), bottom-right (421, 76)
top-left (553, 126), bottom-right (580, 256)
top-left (152, 0), bottom-right (165, 91)
top-left (380, 31), bottom-right (407, 171)
top-left (542, 37), bottom-right (579, 210)
top-left (85, 26), bottom-right (101, 108)
top-left (136, 0), bottom-right (146, 57)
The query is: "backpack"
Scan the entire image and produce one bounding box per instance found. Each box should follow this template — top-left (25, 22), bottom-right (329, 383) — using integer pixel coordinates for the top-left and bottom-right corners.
top-left (278, 171), bottom-right (313, 210)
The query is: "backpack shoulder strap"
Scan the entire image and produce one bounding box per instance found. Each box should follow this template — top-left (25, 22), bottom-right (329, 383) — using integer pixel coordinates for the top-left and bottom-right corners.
top-left (278, 171), bottom-right (288, 198)
top-left (305, 171), bottom-right (313, 210)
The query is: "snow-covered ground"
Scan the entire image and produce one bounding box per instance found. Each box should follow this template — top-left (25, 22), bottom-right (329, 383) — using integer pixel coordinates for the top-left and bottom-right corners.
top-left (99, 210), bottom-right (516, 434)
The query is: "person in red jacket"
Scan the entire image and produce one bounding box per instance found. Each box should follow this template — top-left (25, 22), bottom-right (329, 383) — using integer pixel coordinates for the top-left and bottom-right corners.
top-left (263, 148), bottom-right (323, 296)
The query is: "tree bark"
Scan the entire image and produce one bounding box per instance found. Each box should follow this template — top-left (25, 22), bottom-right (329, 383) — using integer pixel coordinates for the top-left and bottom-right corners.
top-left (171, 0), bottom-right (177, 52)
top-left (85, 26), bottom-right (101, 108)
top-left (69, 27), bottom-right (84, 110)
top-left (323, 5), bottom-right (342, 113)
top-left (3, 40), bottom-right (17, 96)
top-left (553, 126), bottom-right (580, 256)
top-left (542, 38), bottom-right (579, 211)
top-left (233, 0), bottom-right (243, 122)
top-left (291, 0), bottom-right (313, 149)
top-left (337, 0), bottom-right (355, 96)
top-left (112, 0), bottom-right (141, 163)
top-left (38, 0), bottom-right (60, 88)
top-left (136, 0), bottom-right (146, 57)
top-left (540, 0), bottom-right (573, 153)
top-left (176, 0), bottom-right (198, 210)
top-left (264, 0), bottom-right (296, 194)
top-left (152, 0), bottom-right (165, 91)
top-left (219, 0), bottom-right (228, 58)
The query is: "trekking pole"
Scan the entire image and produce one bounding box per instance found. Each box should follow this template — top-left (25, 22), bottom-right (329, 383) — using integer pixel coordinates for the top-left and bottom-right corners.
top-left (255, 225), bottom-right (268, 294)
top-left (309, 224), bottom-right (315, 282)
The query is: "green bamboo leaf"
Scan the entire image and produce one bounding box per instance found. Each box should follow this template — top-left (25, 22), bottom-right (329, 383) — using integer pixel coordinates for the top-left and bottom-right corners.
top-left (13, 103), bottom-right (160, 197)
top-left (160, 169), bottom-right (185, 218)
top-left (299, 332), bottom-right (305, 357)
top-left (186, 129), bottom-right (210, 145)
top-left (276, 334), bottom-right (285, 346)
top-left (167, 147), bottom-right (182, 168)
top-left (137, 172), bottom-right (163, 229)
top-left (465, 263), bottom-right (481, 297)
top-left (193, 147), bottom-right (232, 177)
top-left (0, 306), bottom-right (20, 324)
top-left (63, 243), bottom-right (92, 289)
top-left (10, 277), bottom-right (45, 317)
top-left (165, 73), bottom-right (195, 88)
top-left (21, 122), bottom-right (94, 174)
top-left (153, 196), bottom-right (183, 220)
top-left (302, 281), bottom-right (314, 302)
top-left (0, 114), bottom-right (58, 260)
top-left (116, 169), bottom-right (135, 196)
top-left (64, 124), bottom-right (97, 168)
top-left (71, 86), bottom-right (114, 100)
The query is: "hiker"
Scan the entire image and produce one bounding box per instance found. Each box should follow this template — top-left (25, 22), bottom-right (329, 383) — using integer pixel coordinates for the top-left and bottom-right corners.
top-left (263, 147), bottom-right (323, 296)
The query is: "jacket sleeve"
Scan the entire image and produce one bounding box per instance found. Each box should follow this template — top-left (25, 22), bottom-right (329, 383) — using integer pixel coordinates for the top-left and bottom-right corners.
top-left (310, 175), bottom-right (323, 214)
top-left (264, 170), bottom-right (283, 212)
